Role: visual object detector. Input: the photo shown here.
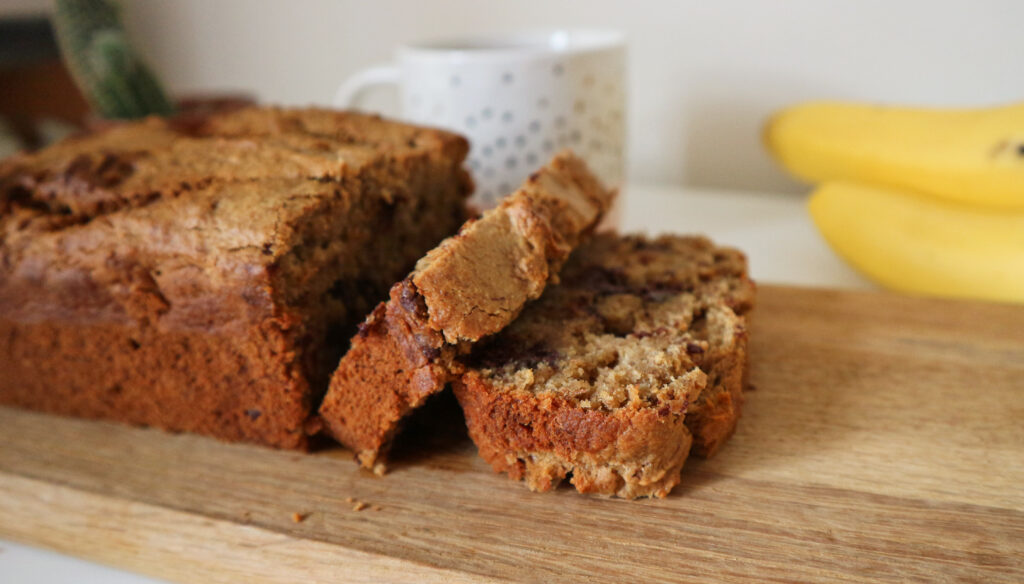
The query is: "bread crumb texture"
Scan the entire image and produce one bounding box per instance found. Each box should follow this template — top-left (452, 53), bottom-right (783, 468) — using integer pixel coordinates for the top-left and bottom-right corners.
top-left (455, 233), bottom-right (755, 498)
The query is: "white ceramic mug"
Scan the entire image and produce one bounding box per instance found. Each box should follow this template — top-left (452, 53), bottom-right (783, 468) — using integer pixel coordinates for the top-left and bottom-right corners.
top-left (334, 30), bottom-right (626, 209)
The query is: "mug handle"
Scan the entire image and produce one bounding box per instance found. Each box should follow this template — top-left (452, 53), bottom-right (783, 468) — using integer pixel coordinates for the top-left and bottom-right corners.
top-left (333, 65), bottom-right (400, 108)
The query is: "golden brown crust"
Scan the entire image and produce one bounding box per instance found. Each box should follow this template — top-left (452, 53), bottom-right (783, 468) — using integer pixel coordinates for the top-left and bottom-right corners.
top-left (0, 317), bottom-right (311, 448)
top-left (0, 106), bottom-right (471, 449)
top-left (454, 370), bottom-right (701, 498)
top-left (318, 151), bottom-right (615, 469)
top-left (453, 234), bottom-right (755, 498)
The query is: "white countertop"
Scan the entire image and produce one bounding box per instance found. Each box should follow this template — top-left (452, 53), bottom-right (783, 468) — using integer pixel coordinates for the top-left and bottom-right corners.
top-left (619, 184), bottom-right (872, 291)
top-left (0, 183), bottom-right (872, 584)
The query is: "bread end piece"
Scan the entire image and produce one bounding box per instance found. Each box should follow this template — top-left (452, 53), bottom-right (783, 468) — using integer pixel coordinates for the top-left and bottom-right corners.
top-left (317, 289), bottom-right (450, 470)
top-left (412, 150), bottom-right (616, 344)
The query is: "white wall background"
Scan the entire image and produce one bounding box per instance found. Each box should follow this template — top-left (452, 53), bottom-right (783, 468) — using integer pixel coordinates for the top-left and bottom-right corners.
top-left (19, 0), bottom-right (1024, 192)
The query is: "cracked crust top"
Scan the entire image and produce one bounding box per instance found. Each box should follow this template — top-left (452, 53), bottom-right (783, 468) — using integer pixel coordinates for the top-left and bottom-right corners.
top-left (0, 107), bottom-right (469, 332)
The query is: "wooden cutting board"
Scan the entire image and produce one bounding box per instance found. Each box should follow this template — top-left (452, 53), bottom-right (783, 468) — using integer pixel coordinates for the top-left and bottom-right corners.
top-left (1, 285), bottom-right (1022, 583)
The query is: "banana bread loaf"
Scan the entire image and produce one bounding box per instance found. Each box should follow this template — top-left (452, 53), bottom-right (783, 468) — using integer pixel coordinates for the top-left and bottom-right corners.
top-left (453, 234), bottom-right (755, 498)
top-left (318, 151), bottom-right (615, 472)
top-left (0, 106), bottom-right (471, 449)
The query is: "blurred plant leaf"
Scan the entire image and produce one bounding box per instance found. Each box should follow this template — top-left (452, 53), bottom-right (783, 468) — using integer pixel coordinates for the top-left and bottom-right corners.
top-left (52, 0), bottom-right (174, 119)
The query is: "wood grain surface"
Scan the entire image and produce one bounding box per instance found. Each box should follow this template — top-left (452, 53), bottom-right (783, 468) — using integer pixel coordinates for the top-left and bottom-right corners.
top-left (1, 285), bottom-right (1022, 583)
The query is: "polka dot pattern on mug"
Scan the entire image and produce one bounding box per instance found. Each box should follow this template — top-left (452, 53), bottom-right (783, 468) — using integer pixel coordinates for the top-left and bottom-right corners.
top-left (402, 48), bottom-right (625, 208)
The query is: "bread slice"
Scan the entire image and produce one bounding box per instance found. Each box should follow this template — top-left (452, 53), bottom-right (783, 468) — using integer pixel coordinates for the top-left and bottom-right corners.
top-left (318, 152), bottom-right (615, 472)
top-left (453, 234), bottom-right (755, 498)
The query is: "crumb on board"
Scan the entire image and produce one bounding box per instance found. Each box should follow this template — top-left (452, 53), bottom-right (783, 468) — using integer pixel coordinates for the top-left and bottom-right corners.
top-left (291, 512), bottom-right (308, 523)
top-left (343, 496), bottom-right (380, 511)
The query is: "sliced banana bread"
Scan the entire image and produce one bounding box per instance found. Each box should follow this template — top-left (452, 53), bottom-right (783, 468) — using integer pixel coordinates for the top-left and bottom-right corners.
top-left (318, 151), bottom-right (615, 472)
top-left (454, 234), bottom-right (755, 498)
top-left (0, 106), bottom-right (471, 449)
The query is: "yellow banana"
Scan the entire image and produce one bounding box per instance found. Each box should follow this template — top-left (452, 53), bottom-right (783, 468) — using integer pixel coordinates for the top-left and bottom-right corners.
top-left (808, 182), bottom-right (1024, 304)
top-left (767, 101), bottom-right (1024, 209)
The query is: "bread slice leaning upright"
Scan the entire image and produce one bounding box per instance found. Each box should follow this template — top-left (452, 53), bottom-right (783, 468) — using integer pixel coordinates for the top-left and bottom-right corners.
top-left (454, 234), bottom-right (756, 498)
top-left (318, 151), bottom-right (616, 473)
